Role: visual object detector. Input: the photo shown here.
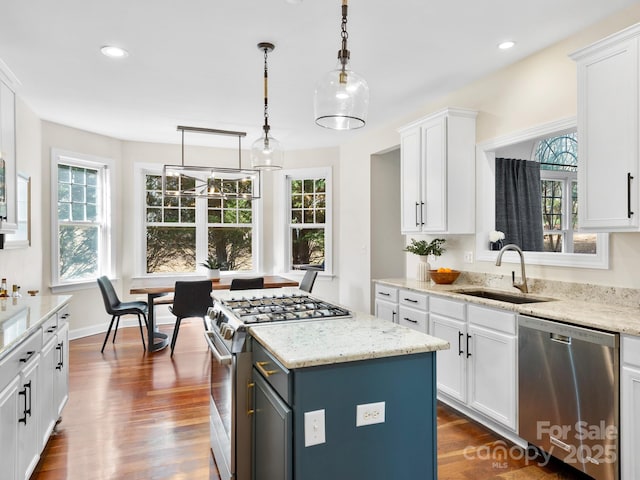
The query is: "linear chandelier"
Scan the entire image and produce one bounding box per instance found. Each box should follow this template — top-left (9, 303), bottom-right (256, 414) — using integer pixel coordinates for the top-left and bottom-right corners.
top-left (162, 125), bottom-right (262, 200)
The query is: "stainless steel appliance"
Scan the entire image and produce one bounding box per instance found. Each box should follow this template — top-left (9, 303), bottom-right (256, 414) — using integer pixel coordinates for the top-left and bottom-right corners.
top-left (518, 315), bottom-right (619, 480)
top-left (203, 289), bottom-right (351, 480)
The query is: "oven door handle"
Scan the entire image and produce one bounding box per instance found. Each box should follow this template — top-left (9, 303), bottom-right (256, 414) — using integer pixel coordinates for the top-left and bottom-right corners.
top-left (204, 332), bottom-right (233, 365)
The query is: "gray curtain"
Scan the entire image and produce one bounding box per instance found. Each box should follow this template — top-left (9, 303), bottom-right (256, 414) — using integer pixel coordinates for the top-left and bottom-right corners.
top-left (495, 158), bottom-right (544, 251)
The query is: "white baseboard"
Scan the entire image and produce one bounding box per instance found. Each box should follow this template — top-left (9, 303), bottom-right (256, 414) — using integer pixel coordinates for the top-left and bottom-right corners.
top-left (69, 312), bottom-right (176, 341)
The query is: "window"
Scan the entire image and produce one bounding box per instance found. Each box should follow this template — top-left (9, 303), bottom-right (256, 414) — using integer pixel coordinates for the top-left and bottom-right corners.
top-left (285, 168), bottom-right (332, 273)
top-left (141, 168), bottom-right (258, 274)
top-left (535, 132), bottom-right (596, 254)
top-left (51, 149), bottom-right (113, 286)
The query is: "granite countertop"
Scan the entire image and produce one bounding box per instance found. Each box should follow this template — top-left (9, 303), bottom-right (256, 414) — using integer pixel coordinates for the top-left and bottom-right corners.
top-left (375, 278), bottom-right (640, 336)
top-left (0, 295), bottom-right (72, 360)
top-left (249, 312), bottom-right (450, 369)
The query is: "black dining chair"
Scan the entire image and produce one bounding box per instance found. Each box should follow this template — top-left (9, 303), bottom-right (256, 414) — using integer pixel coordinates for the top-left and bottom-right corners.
top-left (169, 280), bottom-right (213, 356)
top-left (229, 277), bottom-right (265, 291)
top-left (299, 270), bottom-right (318, 293)
top-left (97, 276), bottom-right (148, 353)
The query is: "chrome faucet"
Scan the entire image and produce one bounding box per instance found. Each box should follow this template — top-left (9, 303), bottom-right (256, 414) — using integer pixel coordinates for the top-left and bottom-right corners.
top-left (495, 243), bottom-right (529, 294)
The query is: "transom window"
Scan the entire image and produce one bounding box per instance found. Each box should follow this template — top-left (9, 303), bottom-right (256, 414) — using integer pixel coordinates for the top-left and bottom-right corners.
top-left (142, 170), bottom-right (257, 274)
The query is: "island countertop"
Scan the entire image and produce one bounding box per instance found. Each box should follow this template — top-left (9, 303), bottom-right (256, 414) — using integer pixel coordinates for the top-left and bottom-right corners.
top-left (248, 312), bottom-right (450, 369)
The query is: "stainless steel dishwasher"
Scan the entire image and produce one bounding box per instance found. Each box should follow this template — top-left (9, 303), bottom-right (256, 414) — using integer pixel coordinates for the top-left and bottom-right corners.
top-left (518, 315), bottom-right (619, 480)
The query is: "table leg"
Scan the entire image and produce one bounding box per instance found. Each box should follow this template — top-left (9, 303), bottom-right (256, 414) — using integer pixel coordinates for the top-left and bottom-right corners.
top-left (147, 293), bottom-right (169, 352)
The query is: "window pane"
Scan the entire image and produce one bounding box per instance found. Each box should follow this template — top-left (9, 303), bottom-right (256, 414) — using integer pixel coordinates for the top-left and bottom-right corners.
top-left (303, 179), bottom-right (314, 193)
top-left (58, 203), bottom-right (70, 221)
top-left (223, 210), bottom-right (238, 223)
top-left (146, 174), bottom-right (162, 190)
top-left (71, 167), bottom-right (86, 185)
top-left (239, 210), bottom-right (252, 224)
top-left (58, 183), bottom-right (71, 203)
top-left (543, 234), bottom-right (563, 253)
top-left (146, 226), bottom-right (196, 273)
top-left (58, 165), bottom-right (71, 183)
top-left (71, 203), bottom-right (85, 221)
top-left (146, 208), bottom-right (162, 223)
top-left (71, 185), bottom-right (85, 203)
top-left (573, 233), bottom-right (597, 254)
top-left (291, 228), bottom-right (325, 270)
top-left (291, 194), bottom-right (303, 209)
top-left (59, 225), bottom-right (99, 280)
top-left (291, 179), bottom-right (302, 194)
top-left (86, 186), bottom-right (97, 204)
top-left (541, 180), bottom-right (563, 231)
top-left (315, 179), bottom-right (326, 193)
top-left (86, 170), bottom-right (98, 186)
top-left (147, 191), bottom-right (162, 207)
top-left (164, 209), bottom-right (179, 222)
top-left (208, 227), bottom-right (253, 271)
top-left (181, 208), bottom-right (196, 223)
top-left (292, 210), bottom-right (302, 224)
top-left (86, 204), bottom-right (97, 221)
top-left (209, 210), bottom-right (222, 223)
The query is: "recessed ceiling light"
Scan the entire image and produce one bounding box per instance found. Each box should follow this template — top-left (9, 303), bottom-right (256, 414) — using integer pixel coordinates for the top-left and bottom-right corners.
top-left (498, 41), bottom-right (516, 50)
top-left (100, 46), bottom-right (129, 58)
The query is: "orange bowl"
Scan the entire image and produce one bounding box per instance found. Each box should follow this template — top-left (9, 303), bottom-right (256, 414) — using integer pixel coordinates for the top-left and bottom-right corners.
top-left (428, 269), bottom-right (461, 285)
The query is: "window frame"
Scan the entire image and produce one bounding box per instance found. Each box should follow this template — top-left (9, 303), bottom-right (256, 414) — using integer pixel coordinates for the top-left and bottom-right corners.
top-left (50, 148), bottom-right (115, 290)
top-left (540, 169), bottom-right (578, 253)
top-left (281, 167), bottom-right (333, 276)
top-left (476, 117), bottom-right (609, 269)
top-left (133, 163), bottom-right (262, 277)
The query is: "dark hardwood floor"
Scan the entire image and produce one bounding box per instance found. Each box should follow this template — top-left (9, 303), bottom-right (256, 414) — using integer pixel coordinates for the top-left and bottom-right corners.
top-left (32, 322), bottom-right (588, 479)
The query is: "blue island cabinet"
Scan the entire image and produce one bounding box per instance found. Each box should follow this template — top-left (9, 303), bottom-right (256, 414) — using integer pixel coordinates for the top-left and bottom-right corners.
top-left (252, 340), bottom-right (438, 480)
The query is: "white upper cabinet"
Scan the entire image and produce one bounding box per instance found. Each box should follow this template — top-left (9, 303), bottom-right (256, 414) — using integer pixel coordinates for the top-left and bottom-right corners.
top-left (0, 77), bottom-right (17, 234)
top-left (571, 24), bottom-right (640, 231)
top-left (398, 107), bottom-right (477, 234)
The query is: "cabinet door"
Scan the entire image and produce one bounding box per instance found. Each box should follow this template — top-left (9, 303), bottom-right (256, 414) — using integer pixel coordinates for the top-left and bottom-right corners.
top-left (39, 337), bottom-right (57, 450)
top-left (400, 127), bottom-right (422, 233)
top-left (0, 376), bottom-right (19, 480)
top-left (466, 324), bottom-right (517, 430)
top-left (54, 322), bottom-right (70, 416)
top-left (622, 365), bottom-right (640, 479)
top-left (17, 356), bottom-right (40, 480)
top-left (421, 116), bottom-right (447, 232)
top-left (253, 372), bottom-right (292, 480)
top-left (375, 299), bottom-right (397, 323)
top-left (576, 36), bottom-right (640, 230)
top-left (430, 313), bottom-right (466, 402)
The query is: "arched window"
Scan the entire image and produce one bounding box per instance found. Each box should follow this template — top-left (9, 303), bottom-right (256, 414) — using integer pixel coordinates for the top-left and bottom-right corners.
top-left (534, 132), bottom-right (595, 254)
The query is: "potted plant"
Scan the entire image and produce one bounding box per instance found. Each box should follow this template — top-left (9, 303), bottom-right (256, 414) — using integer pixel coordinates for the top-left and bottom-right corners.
top-left (200, 255), bottom-right (221, 281)
top-left (404, 238), bottom-right (446, 281)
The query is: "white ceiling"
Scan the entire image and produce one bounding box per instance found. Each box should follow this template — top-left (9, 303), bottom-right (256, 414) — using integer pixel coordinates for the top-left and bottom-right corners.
top-left (0, 0), bottom-right (637, 150)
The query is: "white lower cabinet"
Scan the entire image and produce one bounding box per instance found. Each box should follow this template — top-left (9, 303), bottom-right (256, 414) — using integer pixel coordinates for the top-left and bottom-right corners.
top-left (374, 283), bottom-right (429, 332)
top-left (430, 296), bottom-right (517, 431)
top-left (622, 335), bottom-right (640, 479)
top-left (0, 376), bottom-right (19, 480)
top-left (0, 301), bottom-right (70, 480)
top-left (374, 284), bottom-right (398, 323)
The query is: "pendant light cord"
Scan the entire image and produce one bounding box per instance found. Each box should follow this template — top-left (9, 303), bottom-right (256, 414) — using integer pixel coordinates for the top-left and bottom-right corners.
top-left (338, 0), bottom-right (350, 81)
top-left (262, 46), bottom-right (271, 141)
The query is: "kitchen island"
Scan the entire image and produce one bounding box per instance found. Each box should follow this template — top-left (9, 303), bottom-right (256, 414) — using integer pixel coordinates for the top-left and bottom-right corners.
top-left (247, 312), bottom-right (449, 480)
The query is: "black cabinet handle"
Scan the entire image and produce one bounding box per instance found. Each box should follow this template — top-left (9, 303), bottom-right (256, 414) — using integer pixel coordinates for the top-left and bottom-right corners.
top-left (415, 202), bottom-right (420, 226)
top-left (403, 298), bottom-right (418, 303)
top-left (420, 202), bottom-right (425, 225)
top-left (403, 317), bottom-right (418, 323)
top-left (56, 342), bottom-right (64, 370)
top-left (47, 325), bottom-right (58, 333)
top-left (18, 381), bottom-right (32, 425)
top-left (458, 332), bottom-right (464, 356)
top-left (379, 292), bottom-right (390, 297)
top-left (466, 334), bottom-right (472, 358)
top-left (19, 351), bottom-right (35, 363)
top-left (628, 172), bottom-right (634, 219)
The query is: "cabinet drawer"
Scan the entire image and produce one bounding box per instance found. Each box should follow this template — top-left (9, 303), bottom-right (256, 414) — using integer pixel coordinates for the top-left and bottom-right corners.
top-left (398, 306), bottom-right (428, 333)
top-left (430, 296), bottom-right (465, 320)
top-left (253, 340), bottom-right (291, 404)
top-left (57, 305), bottom-right (71, 326)
top-left (0, 330), bottom-right (41, 390)
top-left (42, 315), bottom-right (58, 345)
top-left (375, 284), bottom-right (398, 303)
top-left (469, 305), bottom-right (516, 335)
top-left (623, 335), bottom-right (640, 367)
top-left (399, 289), bottom-right (428, 310)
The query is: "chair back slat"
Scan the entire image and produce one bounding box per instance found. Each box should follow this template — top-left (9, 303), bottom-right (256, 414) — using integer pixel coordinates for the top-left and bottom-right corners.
top-left (172, 280), bottom-right (213, 319)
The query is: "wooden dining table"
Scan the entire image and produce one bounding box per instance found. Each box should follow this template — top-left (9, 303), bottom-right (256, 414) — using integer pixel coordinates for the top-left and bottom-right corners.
top-left (130, 275), bottom-right (299, 352)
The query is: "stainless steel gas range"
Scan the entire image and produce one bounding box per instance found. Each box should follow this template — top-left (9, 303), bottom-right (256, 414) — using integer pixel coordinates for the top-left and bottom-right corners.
top-left (203, 288), bottom-right (351, 480)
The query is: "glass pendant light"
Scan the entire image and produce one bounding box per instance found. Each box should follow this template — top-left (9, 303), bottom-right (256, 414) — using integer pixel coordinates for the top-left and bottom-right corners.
top-left (314, 0), bottom-right (369, 130)
top-left (251, 42), bottom-right (284, 170)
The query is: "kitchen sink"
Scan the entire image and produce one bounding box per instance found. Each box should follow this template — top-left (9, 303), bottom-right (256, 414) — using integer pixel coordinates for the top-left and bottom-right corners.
top-left (453, 289), bottom-right (555, 304)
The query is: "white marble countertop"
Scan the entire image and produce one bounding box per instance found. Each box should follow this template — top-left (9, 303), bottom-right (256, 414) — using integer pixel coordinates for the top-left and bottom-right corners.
top-left (375, 278), bottom-right (640, 336)
top-left (249, 312), bottom-right (450, 369)
top-left (0, 295), bottom-right (72, 360)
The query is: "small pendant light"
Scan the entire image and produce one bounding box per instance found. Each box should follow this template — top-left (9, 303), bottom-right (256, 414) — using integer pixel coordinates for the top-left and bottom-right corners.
top-left (314, 0), bottom-right (369, 130)
top-left (251, 42), bottom-right (284, 170)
